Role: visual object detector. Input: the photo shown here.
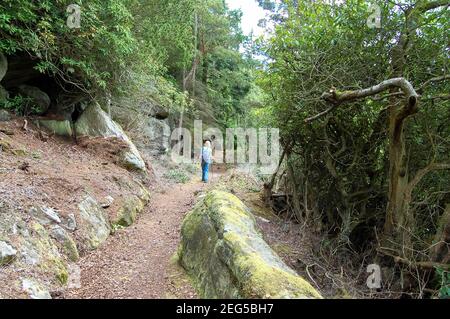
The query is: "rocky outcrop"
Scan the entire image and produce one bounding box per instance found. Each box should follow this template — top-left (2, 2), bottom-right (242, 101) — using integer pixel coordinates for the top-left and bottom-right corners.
top-left (77, 196), bottom-right (111, 250)
top-left (113, 195), bottom-right (145, 227)
top-left (138, 116), bottom-right (171, 156)
top-left (179, 191), bottom-right (322, 299)
top-left (75, 103), bottom-right (146, 172)
top-left (17, 85), bottom-right (51, 115)
top-left (49, 225), bottom-right (79, 262)
top-left (37, 119), bottom-right (73, 137)
top-left (18, 221), bottom-right (69, 285)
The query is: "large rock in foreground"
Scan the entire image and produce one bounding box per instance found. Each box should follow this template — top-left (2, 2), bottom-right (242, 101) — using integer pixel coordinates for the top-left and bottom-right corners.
top-left (179, 191), bottom-right (322, 299)
top-left (75, 103), bottom-right (146, 172)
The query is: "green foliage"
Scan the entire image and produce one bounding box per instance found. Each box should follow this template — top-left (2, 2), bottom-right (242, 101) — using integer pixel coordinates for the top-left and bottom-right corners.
top-left (436, 267), bottom-right (450, 299)
top-left (164, 168), bottom-right (191, 184)
top-left (0, 95), bottom-right (40, 115)
top-left (253, 0), bottom-right (450, 287)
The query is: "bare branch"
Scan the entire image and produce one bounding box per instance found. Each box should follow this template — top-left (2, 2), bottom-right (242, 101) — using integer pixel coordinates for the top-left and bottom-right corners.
top-left (408, 162), bottom-right (450, 192)
top-left (418, 74), bottom-right (450, 93)
top-left (306, 78), bottom-right (419, 123)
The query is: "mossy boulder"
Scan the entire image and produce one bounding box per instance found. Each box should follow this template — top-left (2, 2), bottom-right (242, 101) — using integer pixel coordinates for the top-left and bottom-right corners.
top-left (179, 190), bottom-right (322, 299)
top-left (49, 225), bottom-right (79, 262)
top-left (37, 119), bottom-right (73, 137)
top-left (19, 222), bottom-right (69, 285)
top-left (75, 102), bottom-right (146, 172)
top-left (113, 195), bottom-right (146, 227)
top-left (77, 196), bottom-right (111, 250)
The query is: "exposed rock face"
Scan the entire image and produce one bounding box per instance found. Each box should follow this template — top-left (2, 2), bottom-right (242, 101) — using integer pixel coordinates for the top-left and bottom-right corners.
top-left (139, 116), bottom-right (171, 156)
top-left (179, 191), bottom-right (322, 299)
top-left (18, 222), bottom-right (69, 285)
top-left (0, 240), bottom-right (17, 266)
top-left (75, 103), bottom-right (146, 172)
top-left (29, 206), bottom-right (61, 225)
top-left (37, 120), bottom-right (73, 137)
top-left (17, 85), bottom-right (51, 115)
top-left (0, 52), bottom-right (7, 81)
top-left (113, 195), bottom-right (145, 227)
top-left (49, 225), bottom-right (79, 262)
top-left (77, 196), bottom-right (111, 250)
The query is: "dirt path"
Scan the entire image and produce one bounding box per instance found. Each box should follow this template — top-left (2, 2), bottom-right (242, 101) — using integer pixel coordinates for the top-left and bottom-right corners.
top-left (64, 177), bottom-right (210, 299)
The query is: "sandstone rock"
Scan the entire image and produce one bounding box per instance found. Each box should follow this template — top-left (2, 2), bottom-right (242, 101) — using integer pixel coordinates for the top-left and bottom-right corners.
top-left (75, 103), bottom-right (146, 172)
top-left (138, 117), bottom-right (171, 155)
top-left (77, 196), bottom-right (111, 250)
top-left (17, 85), bottom-right (51, 115)
top-left (37, 119), bottom-right (73, 137)
top-left (22, 278), bottom-right (52, 299)
top-left (29, 206), bottom-right (61, 225)
top-left (0, 52), bottom-right (7, 82)
top-left (113, 195), bottom-right (145, 227)
top-left (49, 225), bottom-right (79, 262)
top-left (179, 191), bottom-right (322, 299)
top-left (19, 222), bottom-right (68, 285)
top-left (148, 103), bottom-right (169, 119)
top-left (61, 213), bottom-right (77, 232)
top-left (0, 240), bottom-right (17, 266)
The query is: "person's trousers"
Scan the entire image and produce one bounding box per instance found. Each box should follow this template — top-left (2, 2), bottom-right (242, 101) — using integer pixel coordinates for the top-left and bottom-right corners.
top-left (202, 162), bottom-right (210, 182)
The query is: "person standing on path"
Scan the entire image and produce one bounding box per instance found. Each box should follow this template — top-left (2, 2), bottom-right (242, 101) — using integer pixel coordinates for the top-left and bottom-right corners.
top-left (200, 140), bottom-right (213, 183)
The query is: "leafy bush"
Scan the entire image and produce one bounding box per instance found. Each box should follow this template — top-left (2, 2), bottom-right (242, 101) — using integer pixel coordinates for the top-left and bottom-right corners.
top-left (164, 168), bottom-right (190, 184)
top-left (436, 268), bottom-right (450, 299)
top-left (0, 95), bottom-right (39, 115)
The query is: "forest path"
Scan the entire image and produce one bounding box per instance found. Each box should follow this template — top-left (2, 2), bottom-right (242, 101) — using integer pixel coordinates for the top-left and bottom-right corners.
top-left (64, 172), bottom-right (220, 299)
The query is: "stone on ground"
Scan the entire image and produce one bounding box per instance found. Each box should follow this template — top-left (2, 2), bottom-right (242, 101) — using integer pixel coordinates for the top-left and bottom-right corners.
top-left (75, 102), bottom-right (146, 172)
top-left (77, 195), bottom-right (111, 250)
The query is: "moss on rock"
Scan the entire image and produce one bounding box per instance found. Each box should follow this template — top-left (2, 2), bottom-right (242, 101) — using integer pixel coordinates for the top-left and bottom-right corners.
top-left (113, 195), bottom-right (145, 227)
top-left (37, 120), bottom-right (73, 137)
top-left (179, 191), bottom-right (322, 299)
top-left (22, 222), bottom-right (69, 285)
